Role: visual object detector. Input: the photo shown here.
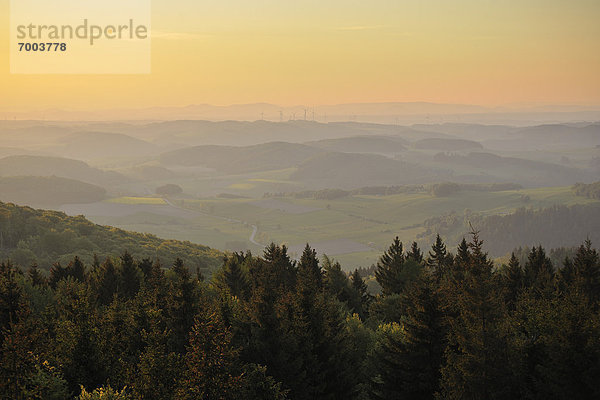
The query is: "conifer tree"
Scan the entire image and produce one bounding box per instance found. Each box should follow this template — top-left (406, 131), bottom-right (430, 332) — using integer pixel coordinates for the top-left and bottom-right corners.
top-left (447, 237), bottom-right (470, 285)
top-left (66, 256), bottom-right (86, 283)
top-left (119, 251), bottom-right (141, 300)
top-left (92, 258), bottom-right (119, 306)
top-left (322, 255), bottom-right (353, 305)
top-left (297, 244), bottom-right (323, 296)
top-left (0, 262), bottom-right (25, 345)
top-left (27, 264), bottom-right (47, 287)
top-left (571, 239), bottom-right (600, 304)
top-left (440, 231), bottom-right (511, 399)
top-left (503, 252), bottom-right (524, 309)
top-left (222, 254), bottom-right (250, 300)
top-left (454, 238), bottom-right (470, 267)
top-left (91, 253), bottom-right (100, 273)
top-left (262, 243), bottom-right (296, 291)
top-left (350, 269), bottom-right (371, 318)
top-left (134, 315), bottom-right (183, 400)
top-left (168, 258), bottom-right (198, 353)
top-left (49, 263), bottom-right (68, 289)
top-left (375, 237), bottom-right (406, 296)
top-left (427, 234), bottom-right (452, 278)
top-left (523, 246), bottom-right (554, 294)
top-left (138, 258), bottom-right (153, 279)
top-left (407, 241), bottom-right (424, 264)
top-left (53, 278), bottom-right (106, 394)
top-left (402, 274), bottom-right (446, 399)
top-left (176, 310), bottom-right (242, 400)
top-left (371, 322), bottom-right (404, 399)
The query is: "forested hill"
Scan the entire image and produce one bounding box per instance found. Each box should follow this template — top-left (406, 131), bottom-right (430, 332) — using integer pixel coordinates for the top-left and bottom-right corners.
top-left (420, 203), bottom-right (600, 257)
top-left (0, 201), bottom-right (223, 272)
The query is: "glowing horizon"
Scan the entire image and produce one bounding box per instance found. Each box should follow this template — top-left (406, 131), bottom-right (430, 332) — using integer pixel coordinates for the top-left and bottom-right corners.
top-left (1, 0), bottom-right (599, 111)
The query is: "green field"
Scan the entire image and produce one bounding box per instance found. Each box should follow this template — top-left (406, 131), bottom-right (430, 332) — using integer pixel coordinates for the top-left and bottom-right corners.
top-left (80, 185), bottom-right (598, 270)
top-left (107, 196), bottom-right (167, 205)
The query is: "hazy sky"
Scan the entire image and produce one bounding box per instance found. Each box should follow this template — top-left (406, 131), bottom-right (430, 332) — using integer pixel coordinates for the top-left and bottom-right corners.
top-left (1, 0), bottom-right (599, 110)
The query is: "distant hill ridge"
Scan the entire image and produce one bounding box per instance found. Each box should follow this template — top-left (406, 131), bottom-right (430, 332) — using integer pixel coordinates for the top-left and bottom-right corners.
top-left (0, 155), bottom-right (128, 187)
top-left (0, 176), bottom-right (106, 207)
top-left (160, 141), bottom-right (323, 173)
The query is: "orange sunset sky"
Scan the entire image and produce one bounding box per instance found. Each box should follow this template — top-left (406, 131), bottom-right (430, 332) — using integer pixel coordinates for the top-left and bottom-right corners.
top-left (0, 0), bottom-right (599, 111)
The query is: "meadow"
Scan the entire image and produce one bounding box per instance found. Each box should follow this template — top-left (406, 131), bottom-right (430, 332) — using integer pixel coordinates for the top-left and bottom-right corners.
top-left (71, 185), bottom-right (598, 269)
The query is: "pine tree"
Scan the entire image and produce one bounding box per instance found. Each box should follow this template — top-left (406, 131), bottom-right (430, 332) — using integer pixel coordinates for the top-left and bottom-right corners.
top-left (168, 258), bottom-right (198, 353)
top-left (245, 246), bottom-right (306, 398)
top-left (523, 246), bottom-right (554, 294)
top-left (294, 245), bottom-right (327, 399)
top-left (145, 260), bottom-right (167, 309)
top-left (572, 239), bottom-right (600, 304)
top-left (27, 264), bottom-right (47, 287)
top-left (375, 273), bottom-right (446, 400)
top-left (66, 256), bottom-right (86, 282)
top-left (375, 237), bottom-right (406, 296)
top-left (0, 262), bottom-right (25, 345)
top-left (407, 241), bottom-right (424, 264)
top-left (455, 237), bottom-right (470, 267)
top-left (139, 258), bottom-right (153, 279)
top-left (322, 255), bottom-right (353, 305)
top-left (262, 243), bottom-right (296, 291)
top-left (350, 269), bottom-right (371, 318)
top-left (97, 297), bottom-right (138, 389)
top-left (440, 231), bottom-right (511, 399)
top-left (119, 251), bottom-right (141, 300)
top-left (91, 254), bottom-right (100, 275)
top-left (371, 322), bottom-right (404, 399)
top-left (48, 263), bottom-right (68, 289)
top-left (222, 254), bottom-right (250, 300)
top-left (297, 244), bottom-right (323, 297)
top-left (176, 309), bottom-right (242, 400)
top-left (400, 274), bottom-right (446, 399)
top-left (92, 258), bottom-right (119, 306)
top-left (133, 316), bottom-right (183, 400)
top-left (503, 252), bottom-right (524, 309)
top-left (426, 234), bottom-right (452, 278)
top-left (52, 278), bottom-right (106, 394)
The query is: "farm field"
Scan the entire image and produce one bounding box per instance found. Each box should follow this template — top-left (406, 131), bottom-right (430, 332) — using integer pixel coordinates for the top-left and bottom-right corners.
top-left (56, 185), bottom-right (599, 269)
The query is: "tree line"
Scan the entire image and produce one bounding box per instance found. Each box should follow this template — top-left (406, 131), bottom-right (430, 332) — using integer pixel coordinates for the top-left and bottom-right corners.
top-left (573, 181), bottom-right (600, 200)
top-left (1, 232), bottom-right (599, 399)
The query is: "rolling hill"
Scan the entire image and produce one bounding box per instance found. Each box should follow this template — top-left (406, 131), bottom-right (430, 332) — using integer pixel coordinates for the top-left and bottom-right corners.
top-left (0, 155), bottom-right (129, 187)
top-left (433, 152), bottom-right (594, 187)
top-left (160, 141), bottom-right (324, 174)
top-left (0, 146), bottom-right (34, 158)
top-left (307, 136), bottom-right (408, 154)
top-left (413, 138), bottom-right (483, 151)
top-left (0, 176), bottom-right (106, 207)
top-left (50, 131), bottom-right (159, 160)
top-left (291, 152), bottom-right (444, 188)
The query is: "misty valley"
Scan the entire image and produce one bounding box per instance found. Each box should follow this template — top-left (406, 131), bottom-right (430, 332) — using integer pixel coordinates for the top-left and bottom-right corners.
top-left (0, 119), bottom-right (598, 269)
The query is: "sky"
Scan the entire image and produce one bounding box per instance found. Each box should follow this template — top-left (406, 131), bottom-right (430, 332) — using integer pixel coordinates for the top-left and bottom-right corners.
top-left (1, 0), bottom-right (599, 111)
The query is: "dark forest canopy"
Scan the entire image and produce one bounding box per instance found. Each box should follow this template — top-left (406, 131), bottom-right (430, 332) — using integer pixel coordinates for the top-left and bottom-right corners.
top-left (1, 233), bottom-right (599, 399)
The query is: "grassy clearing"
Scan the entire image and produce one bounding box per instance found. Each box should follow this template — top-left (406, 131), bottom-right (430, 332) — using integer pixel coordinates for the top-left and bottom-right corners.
top-left (106, 197), bottom-right (167, 205)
